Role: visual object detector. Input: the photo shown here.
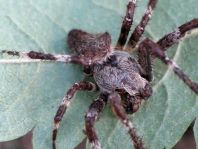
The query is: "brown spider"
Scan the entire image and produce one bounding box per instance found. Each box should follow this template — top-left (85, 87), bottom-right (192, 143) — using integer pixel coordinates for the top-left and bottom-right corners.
top-left (1, 0), bottom-right (198, 149)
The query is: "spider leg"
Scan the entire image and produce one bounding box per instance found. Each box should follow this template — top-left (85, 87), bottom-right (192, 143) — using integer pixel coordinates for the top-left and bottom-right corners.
top-left (1, 50), bottom-right (89, 66)
top-left (139, 38), bottom-right (198, 94)
top-left (138, 41), bottom-right (153, 82)
top-left (52, 81), bottom-right (97, 149)
top-left (108, 92), bottom-right (144, 149)
top-left (116, 0), bottom-right (137, 50)
top-left (85, 93), bottom-right (107, 149)
top-left (157, 18), bottom-right (198, 50)
top-left (125, 0), bottom-right (157, 51)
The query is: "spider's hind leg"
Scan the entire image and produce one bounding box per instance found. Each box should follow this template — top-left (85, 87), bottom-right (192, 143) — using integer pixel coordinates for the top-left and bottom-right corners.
top-left (85, 93), bottom-right (107, 149)
top-left (139, 38), bottom-right (198, 94)
top-left (52, 81), bottom-right (97, 149)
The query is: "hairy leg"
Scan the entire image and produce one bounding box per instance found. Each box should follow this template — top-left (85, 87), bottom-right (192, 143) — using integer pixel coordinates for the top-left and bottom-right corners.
top-left (52, 81), bottom-right (97, 149)
top-left (85, 93), bottom-right (107, 149)
top-left (116, 0), bottom-right (137, 50)
top-left (138, 41), bottom-right (153, 81)
top-left (157, 19), bottom-right (198, 50)
top-left (126, 0), bottom-right (157, 51)
top-left (139, 38), bottom-right (198, 94)
top-left (108, 92), bottom-right (144, 149)
top-left (1, 50), bottom-right (89, 66)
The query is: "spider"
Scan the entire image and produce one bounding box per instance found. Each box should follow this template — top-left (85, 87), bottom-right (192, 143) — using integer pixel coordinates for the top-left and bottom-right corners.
top-left (1, 0), bottom-right (198, 149)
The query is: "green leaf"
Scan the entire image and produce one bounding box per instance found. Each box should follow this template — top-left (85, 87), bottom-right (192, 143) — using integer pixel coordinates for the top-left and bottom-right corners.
top-left (0, 0), bottom-right (198, 149)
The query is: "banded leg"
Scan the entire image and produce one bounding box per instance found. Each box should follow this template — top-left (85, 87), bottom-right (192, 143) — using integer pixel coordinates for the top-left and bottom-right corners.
top-left (157, 19), bottom-right (198, 50)
top-left (126, 0), bottom-right (157, 51)
top-left (1, 50), bottom-right (89, 66)
top-left (139, 38), bottom-right (198, 94)
top-left (108, 92), bottom-right (144, 149)
top-left (52, 81), bottom-right (97, 149)
top-left (85, 93), bottom-right (107, 149)
top-left (116, 0), bottom-right (137, 50)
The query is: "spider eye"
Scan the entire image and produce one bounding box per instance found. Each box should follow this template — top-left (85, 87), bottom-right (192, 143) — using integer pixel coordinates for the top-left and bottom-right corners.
top-left (106, 55), bottom-right (118, 67)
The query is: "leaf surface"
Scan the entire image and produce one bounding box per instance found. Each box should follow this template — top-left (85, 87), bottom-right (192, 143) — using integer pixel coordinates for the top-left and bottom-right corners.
top-left (0, 0), bottom-right (198, 149)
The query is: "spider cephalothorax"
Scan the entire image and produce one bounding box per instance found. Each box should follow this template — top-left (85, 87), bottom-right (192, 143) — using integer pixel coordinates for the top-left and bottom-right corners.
top-left (1, 0), bottom-right (198, 149)
top-left (93, 50), bottom-right (150, 95)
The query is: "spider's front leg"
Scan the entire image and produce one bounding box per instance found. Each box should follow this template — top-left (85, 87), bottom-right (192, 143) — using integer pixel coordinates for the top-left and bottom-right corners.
top-left (125, 0), bottom-right (157, 51)
top-left (85, 93), bottom-right (107, 149)
top-left (52, 81), bottom-right (97, 149)
top-left (116, 0), bottom-right (137, 50)
top-left (157, 18), bottom-right (198, 50)
top-left (139, 39), bottom-right (198, 94)
top-left (108, 92), bottom-right (144, 149)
